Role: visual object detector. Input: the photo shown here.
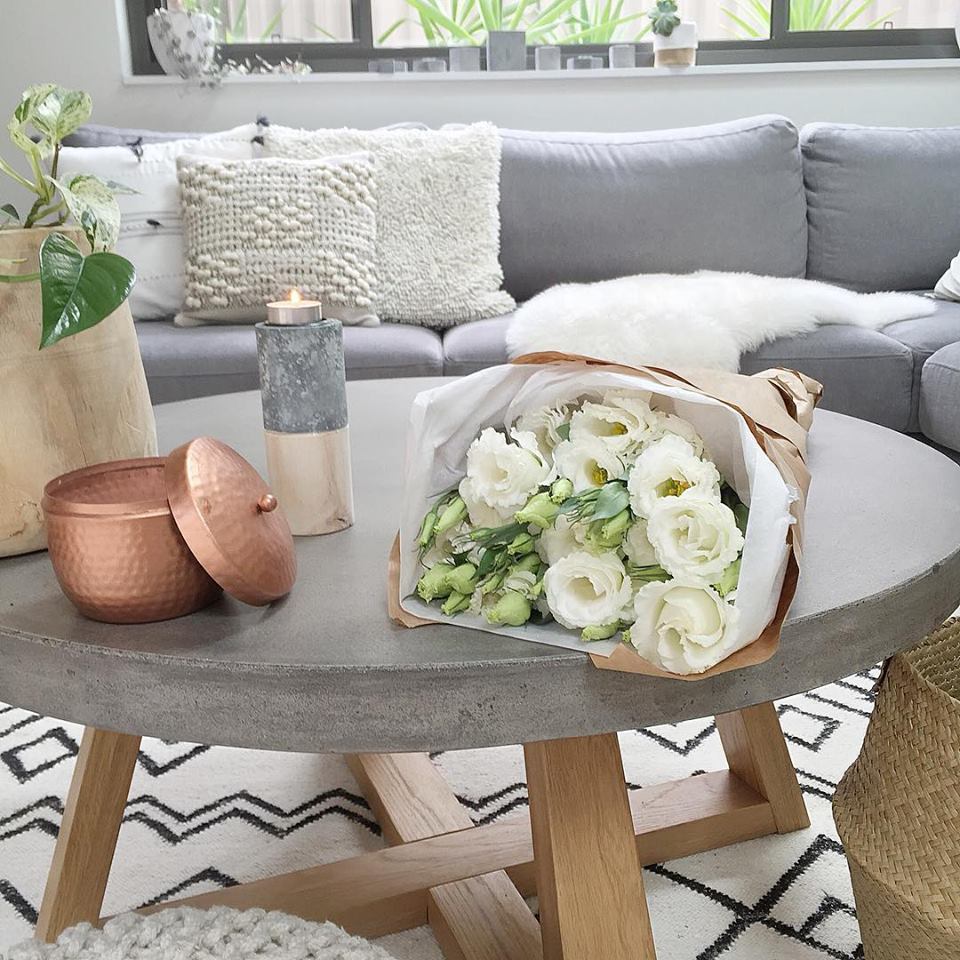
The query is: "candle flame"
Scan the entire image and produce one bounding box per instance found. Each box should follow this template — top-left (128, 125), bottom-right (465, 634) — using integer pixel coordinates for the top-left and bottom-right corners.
top-left (289, 288), bottom-right (303, 304)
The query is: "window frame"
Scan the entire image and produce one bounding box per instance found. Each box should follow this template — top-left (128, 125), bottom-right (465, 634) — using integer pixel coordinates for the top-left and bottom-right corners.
top-left (125, 0), bottom-right (960, 76)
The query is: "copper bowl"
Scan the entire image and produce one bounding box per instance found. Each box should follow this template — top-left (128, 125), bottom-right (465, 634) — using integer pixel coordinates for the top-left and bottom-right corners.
top-left (42, 458), bottom-right (222, 624)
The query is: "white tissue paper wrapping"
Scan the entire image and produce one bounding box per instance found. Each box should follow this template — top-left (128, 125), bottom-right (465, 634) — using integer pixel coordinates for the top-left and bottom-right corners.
top-left (399, 363), bottom-right (794, 662)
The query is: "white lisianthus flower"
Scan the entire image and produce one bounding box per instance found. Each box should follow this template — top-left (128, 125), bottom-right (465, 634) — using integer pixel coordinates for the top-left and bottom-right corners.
top-left (627, 434), bottom-right (721, 518)
top-left (459, 428), bottom-right (551, 524)
top-left (543, 550), bottom-right (634, 630)
top-left (630, 581), bottom-right (740, 675)
top-left (537, 513), bottom-right (588, 565)
top-left (646, 494), bottom-right (744, 586)
top-left (604, 390), bottom-right (661, 446)
top-left (654, 413), bottom-right (706, 456)
top-left (553, 437), bottom-right (626, 491)
top-left (569, 395), bottom-right (660, 456)
top-left (513, 405), bottom-right (570, 461)
top-left (622, 518), bottom-right (658, 567)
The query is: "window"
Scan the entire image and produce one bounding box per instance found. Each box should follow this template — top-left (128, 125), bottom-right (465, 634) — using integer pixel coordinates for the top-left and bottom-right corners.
top-left (125, 0), bottom-right (959, 75)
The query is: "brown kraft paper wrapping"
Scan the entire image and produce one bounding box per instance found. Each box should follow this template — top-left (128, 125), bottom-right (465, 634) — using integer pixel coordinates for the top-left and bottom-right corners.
top-left (389, 353), bottom-right (822, 681)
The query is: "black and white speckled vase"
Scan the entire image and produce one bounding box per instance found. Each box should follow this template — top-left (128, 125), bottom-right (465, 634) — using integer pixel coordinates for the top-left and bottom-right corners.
top-left (256, 298), bottom-right (354, 536)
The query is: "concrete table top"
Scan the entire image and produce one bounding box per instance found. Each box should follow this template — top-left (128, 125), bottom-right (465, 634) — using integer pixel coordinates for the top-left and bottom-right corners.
top-left (2, 379), bottom-right (960, 754)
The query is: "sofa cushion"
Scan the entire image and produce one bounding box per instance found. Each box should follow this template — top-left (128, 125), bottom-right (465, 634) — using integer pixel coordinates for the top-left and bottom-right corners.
top-left (62, 123), bottom-right (203, 148)
top-left (881, 297), bottom-right (960, 429)
top-left (498, 115), bottom-right (807, 302)
top-left (920, 342), bottom-right (960, 453)
top-left (802, 123), bottom-right (960, 292)
top-left (740, 326), bottom-right (914, 431)
top-left (444, 317), bottom-right (914, 431)
top-left (137, 320), bottom-right (443, 404)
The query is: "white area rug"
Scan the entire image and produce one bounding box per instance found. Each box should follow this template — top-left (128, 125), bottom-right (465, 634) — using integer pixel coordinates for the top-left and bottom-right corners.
top-left (0, 668), bottom-right (877, 959)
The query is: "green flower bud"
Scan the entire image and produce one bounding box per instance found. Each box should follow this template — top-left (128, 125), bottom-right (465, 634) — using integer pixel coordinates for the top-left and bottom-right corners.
top-left (621, 627), bottom-right (632, 647)
top-left (478, 570), bottom-right (506, 596)
top-left (507, 531), bottom-right (537, 556)
top-left (715, 556), bottom-right (742, 598)
top-left (550, 477), bottom-right (574, 505)
top-left (581, 622), bottom-right (620, 642)
top-left (512, 553), bottom-right (543, 575)
top-left (486, 590), bottom-right (532, 627)
top-left (515, 492), bottom-right (560, 530)
top-left (417, 508), bottom-right (438, 552)
top-left (417, 564), bottom-right (454, 602)
top-left (587, 509), bottom-right (631, 549)
top-left (434, 496), bottom-right (468, 535)
top-left (441, 591), bottom-right (471, 616)
top-left (445, 562), bottom-right (478, 595)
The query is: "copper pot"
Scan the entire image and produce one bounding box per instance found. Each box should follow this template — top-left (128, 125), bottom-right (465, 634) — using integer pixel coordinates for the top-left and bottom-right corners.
top-left (43, 457), bottom-right (222, 623)
top-left (42, 439), bottom-right (297, 625)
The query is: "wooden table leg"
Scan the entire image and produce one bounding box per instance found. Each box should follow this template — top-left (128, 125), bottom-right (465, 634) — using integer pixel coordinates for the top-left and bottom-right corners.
top-left (347, 752), bottom-right (542, 960)
top-left (35, 727), bottom-right (141, 943)
top-left (523, 733), bottom-right (657, 960)
top-left (715, 702), bottom-right (810, 833)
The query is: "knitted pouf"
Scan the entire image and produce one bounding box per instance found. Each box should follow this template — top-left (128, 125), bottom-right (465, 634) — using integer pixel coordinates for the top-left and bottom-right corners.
top-left (6, 907), bottom-right (397, 960)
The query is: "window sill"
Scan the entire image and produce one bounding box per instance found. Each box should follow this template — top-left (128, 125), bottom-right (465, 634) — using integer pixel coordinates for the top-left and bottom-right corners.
top-left (122, 56), bottom-right (959, 85)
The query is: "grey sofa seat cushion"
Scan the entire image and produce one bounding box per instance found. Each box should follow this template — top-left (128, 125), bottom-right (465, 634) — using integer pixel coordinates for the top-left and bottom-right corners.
top-left (442, 314), bottom-right (513, 375)
top-left (498, 116), bottom-right (807, 302)
top-left (740, 326), bottom-right (914, 431)
top-left (920, 342), bottom-right (960, 453)
top-left (802, 123), bottom-right (960, 292)
top-left (137, 320), bottom-right (444, 404)
top-left (882, 297), bottom-right (960, 429)
top-left (443, 316), bottom-right (914, 431)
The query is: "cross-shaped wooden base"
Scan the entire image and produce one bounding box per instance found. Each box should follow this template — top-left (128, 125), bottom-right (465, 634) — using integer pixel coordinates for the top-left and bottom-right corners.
top-left (35, 701), bottom-right (809, 959)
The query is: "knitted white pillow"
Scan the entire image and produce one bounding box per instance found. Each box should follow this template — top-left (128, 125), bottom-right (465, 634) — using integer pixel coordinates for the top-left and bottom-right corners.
top-left (935, 250), bottom-right (960, 302)
top-left (175, 154), bottom-right (379, 327)
top-left (58, 124), bottom-right (260, 320)
top-left (264, 122), bottom-right (515, 328)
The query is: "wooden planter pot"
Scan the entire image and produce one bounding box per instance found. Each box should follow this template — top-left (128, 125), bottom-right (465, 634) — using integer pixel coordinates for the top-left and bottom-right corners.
top-left (0, 228), bottom-right (157, 557)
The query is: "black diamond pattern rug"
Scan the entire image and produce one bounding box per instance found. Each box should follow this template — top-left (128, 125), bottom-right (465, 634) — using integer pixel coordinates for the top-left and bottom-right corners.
top-left (0, 669), bottom-right (879, 959)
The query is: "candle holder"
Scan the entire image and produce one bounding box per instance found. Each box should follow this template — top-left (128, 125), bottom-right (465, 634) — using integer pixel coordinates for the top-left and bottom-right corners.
top-left (256, 292), bottom-right (354, 537)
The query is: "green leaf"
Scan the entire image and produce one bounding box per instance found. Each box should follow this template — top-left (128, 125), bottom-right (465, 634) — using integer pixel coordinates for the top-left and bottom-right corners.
top-left (9, 84), bottom-right (91, 159)
top-left (50, 174), bottom-right (122, 252)
top-left (38, 232), bottom-right (135, 349)
top-left (715, 557), bottom-right (741, 598)
top-left (1, 202), bottom-right (19, 224)
top-left (591, 481), bottom-right (630, 521)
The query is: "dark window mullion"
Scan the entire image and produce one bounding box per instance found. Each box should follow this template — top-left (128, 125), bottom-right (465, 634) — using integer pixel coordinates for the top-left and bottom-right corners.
top-left (771, 0), bottom-right (790, 40)
top-left (352, 0), bottom-right (373, 46)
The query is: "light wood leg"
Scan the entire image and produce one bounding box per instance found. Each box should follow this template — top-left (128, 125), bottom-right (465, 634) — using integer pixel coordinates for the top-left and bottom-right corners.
top-left (715, 702), bottom-right (810, 833)
top-left (35, 727), bottom-right (141, 943)
top-left (523, 733), bottom-right (657, 960)
top-left (347, 753), bottom-right (542, 960)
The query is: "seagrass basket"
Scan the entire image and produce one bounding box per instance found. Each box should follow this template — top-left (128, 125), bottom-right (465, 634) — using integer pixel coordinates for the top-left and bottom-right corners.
top-left (833, 619), bottom-right (960, 959)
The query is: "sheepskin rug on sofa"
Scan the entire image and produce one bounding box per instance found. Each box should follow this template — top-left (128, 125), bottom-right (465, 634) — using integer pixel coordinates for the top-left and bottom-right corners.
top-left (506, 271), bottom-right (934, 371)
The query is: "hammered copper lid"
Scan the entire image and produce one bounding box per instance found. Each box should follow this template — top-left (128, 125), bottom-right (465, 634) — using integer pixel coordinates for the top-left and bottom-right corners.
top-left (165, 437), bottom-right (297, 606)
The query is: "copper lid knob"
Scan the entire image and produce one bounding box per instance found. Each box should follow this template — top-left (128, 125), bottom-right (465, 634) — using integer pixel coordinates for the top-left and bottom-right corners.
top-left (258, 493), bottom-right (279, 513)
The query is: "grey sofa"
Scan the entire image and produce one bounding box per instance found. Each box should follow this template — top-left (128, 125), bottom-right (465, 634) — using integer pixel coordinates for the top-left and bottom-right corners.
top-left (71, 115), bottom-right (960, 453)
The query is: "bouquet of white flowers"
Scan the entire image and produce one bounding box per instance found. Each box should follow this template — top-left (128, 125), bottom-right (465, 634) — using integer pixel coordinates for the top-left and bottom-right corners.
top-left (395, 358), bottom-right (818, 678)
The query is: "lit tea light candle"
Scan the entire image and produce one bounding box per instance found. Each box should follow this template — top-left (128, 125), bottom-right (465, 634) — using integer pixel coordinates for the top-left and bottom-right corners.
top-left (266, 288), bottom-right (322, 326)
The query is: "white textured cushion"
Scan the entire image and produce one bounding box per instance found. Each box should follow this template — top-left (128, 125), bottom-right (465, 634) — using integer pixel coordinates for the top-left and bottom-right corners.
top-left (935, 250), bottom-right (960, 303)
top-left (265, 122), bottom-right (515, 328)
top-left (58, 124), bottom-right (259, 320)
top-left (176, 154), bottom-right (379, 326)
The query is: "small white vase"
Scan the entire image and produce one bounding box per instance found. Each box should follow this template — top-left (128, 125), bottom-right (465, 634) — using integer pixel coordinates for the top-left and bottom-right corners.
top-left (147, 8), bottom-right (218, 79)
top-left (653, 20), bottom-right (698, 68)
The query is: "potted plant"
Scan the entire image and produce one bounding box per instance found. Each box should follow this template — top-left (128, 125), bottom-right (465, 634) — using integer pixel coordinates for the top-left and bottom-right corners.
top-left (147, 0), bottom-right (218, 79)
top-left (0, 84), bottom-right (156, 557)
top-left (648, 0), bottom-right (698, 67)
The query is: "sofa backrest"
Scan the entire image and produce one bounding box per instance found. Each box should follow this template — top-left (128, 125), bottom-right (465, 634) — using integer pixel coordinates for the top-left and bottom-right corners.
top-left (802, 123), bottom-right (960, 292)
top-left (497, 115), bottom-right (808, 302)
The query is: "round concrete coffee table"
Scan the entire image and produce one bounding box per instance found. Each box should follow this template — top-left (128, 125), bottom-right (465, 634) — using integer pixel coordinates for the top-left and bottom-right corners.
top-left (3, 379), bottom-right (960, 960)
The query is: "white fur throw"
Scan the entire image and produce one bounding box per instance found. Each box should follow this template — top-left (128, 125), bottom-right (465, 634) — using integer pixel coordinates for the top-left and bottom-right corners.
top-left (176, 153), bottom-right (379, 327)
top-left (507, 271), bottom-right (935, 371)
top-left (265, 123), bottom-right (515, 328)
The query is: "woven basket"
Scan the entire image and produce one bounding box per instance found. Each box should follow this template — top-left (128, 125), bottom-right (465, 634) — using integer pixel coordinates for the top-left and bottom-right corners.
top-left (834, 619), bottom-right (960, 959)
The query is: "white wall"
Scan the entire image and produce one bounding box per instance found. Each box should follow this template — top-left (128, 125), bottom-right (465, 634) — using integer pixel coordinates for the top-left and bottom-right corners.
top-left (1, 1), bottom-right (958, 151)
